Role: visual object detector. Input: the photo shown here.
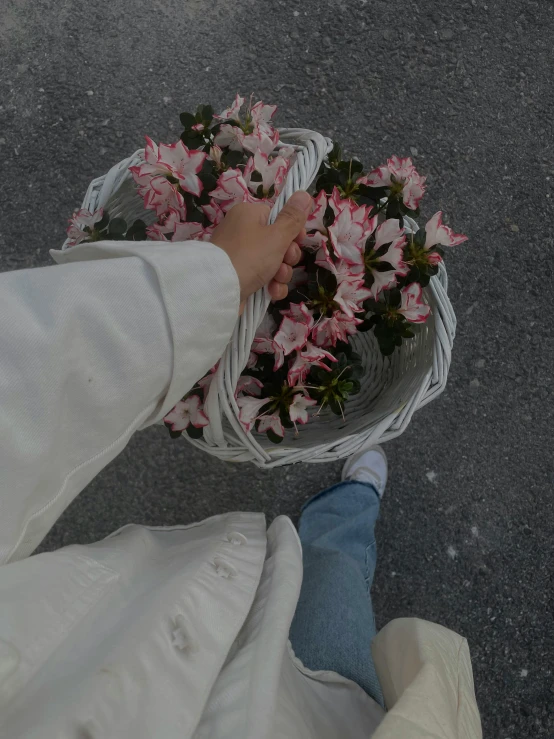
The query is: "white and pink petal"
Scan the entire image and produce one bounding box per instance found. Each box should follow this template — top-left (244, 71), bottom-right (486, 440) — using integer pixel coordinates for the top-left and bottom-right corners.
top-left (398, 283), bottom-right (431, 323)
top-left (274, 316), bottom-right (310, 355)
top-left (424, 211), bottom-right (468, 248)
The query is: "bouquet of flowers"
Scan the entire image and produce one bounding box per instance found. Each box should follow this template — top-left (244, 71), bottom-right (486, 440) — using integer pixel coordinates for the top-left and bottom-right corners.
top-left (66, 94), bottom-right (467, 447)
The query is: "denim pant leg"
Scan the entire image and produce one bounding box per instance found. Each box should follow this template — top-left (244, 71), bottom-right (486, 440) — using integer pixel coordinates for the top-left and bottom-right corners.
top-left (289, 480), bottom-right (384, 706)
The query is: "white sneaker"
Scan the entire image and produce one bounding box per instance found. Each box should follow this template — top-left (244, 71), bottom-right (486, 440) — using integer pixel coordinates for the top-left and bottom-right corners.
top-left (341, 445), bottom-right (388, 498)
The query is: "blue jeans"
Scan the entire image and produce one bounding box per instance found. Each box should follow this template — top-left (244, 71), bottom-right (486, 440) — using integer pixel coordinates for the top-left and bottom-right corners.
top-left (289, 480), bottom-right (384, 706)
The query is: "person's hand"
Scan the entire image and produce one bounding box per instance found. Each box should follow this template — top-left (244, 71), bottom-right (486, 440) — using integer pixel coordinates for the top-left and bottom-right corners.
top-left (210, 190), bottom-right (312, 305)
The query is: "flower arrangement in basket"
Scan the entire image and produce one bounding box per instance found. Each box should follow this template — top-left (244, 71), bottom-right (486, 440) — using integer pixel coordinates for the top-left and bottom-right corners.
top-left (64, 94), bottom-right (466, 467)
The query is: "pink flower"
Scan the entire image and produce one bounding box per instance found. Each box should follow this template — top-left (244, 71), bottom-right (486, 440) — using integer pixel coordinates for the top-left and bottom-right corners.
top-left (328, 200), bottom-right (376, 264)
top-left (289, 393), bottom-right (317, 425)
top-left (66, 207), bottom-right (104, 246)
top-left (215, 93), bottom-right (245, 121)
top-left (251, 336), bottom-right (285, 371)
top-left (246, 351), bottom-right (258, 369)
top-left (210, 168), bottom-right (257, 211)
top-left (287, 342), bottom-right (336, 386)
top-left (129, 137), bottom-right (166, 197)
top-left (351, 219), bottom-right (408, 295)
top-left (241, 126), bottom-right (280, 156)
top-left (280, 302), bottom-right (314, 329)
top-left (237, 395), bottom-right (272, 432)
top-left (252, 316), bottom-right (285, 370)
top-left (424, 211), bottom-right (468, 248)
top-left (214, 124), bottom-right (245, 151)
top-left (274, 316), bottom-right (311, 355)
top-left (191, 123), bottom-right (205, 132)
top-left (334, 278), bottom-right (373, 318)
top-left (312, 312), bottom-right (361, 348)
top-left (257, 413), bottom-right (284, 438)
top-left (173, 221), bottom-right (211, 241)
top-left (398, 283), bottom-right (431, 324)
top-left (306, 190), bottom-right (329, 233)
top-left (164, 395), bottom-right (209, 432)
top-left (146, 207), bottom-right (183, 240)
top-left (361, 156), bottom-right (427, 210)
top-left (202, 201), bottom-right (225, 227)
top-left (131, 137), bottom-right (206, 199)
top-left (236, 375), bottom-right (263, 397)
top-left (145, 223), bottom-right (170, 241)
top-left (143, 176), bottom-right (186, 217)
top-left (250, 101), bottom-right (277, 134)
top-left (244, 151), bottom-right (289, 197)
top-left (156, 141), bottom-right (207, 197)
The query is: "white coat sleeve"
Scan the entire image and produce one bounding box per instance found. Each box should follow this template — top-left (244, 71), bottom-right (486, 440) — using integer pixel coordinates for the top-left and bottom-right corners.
top-left (0, 240), bottom-right (240, 563)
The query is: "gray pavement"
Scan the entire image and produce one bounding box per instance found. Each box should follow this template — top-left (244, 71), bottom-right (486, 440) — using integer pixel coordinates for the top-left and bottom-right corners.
top-left (1, 0), bottom-right (553, 735)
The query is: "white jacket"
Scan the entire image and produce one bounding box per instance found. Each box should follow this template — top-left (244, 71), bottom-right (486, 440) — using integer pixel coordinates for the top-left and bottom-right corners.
top-left (0, 240), bottom-right (482, 738)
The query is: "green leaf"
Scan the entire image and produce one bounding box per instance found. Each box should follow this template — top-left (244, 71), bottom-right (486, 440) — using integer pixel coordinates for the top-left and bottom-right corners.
top-left (374, 261), bottom-right (394, 272)
top-left (200, 158), bottom-right (216, 175)
top-left (281, 414), bottom-right (295, 429)
top-left (198, 172), bottom-right (217, 191)
top-left (338, 169), bottom-right (349, 187)
top-left (329, 397), bottom-right (343, 416)
top-left (250, 170), bottom-right (263, 182)
top-left (334, 340), bottom-right (352, 357)
top-left (167, 425), bottom-right (183, 439)
top-left (125, 219), bottom-right (147, 241)
top-left (386, 199), bottom-right (401, 219)
top-left (186, 424), bottom-right (204, 439)
top-left (357, 318), bottom-right (374, 332)
top-left (414, 228), bottom-right (427, 248)
top-left (336, 352), bottom-right (348, 369)
top-left (199, 104), bottom-right (214, 123)
top-left (350, 364), bottom-right (364, 382)
top-left (188, 208), bottom-right (204, 223)
top-left (197, 189), bottom-right (212, 206)
top-left (388, 287), bottom-right (401, 308)
top-left (361, 184), bottom-right (388, 202)
top-left (224, 150), bottom-right (244, 168)
top-left (374, 241), bottom-right (392, 258)
top-left (380, 342), bottom-right (396, 356)
top-left (180, 112), bottom-right (197, 129)
top-left (108, 217), bottom-right (127, 235)
top-left (96, 212), bottom-right (110, 231)
top-left (350, 158), bottom-right (364, 174)
top-left (180, 131), bottom-right (205, 149)
top-left (401, 204), bottom-right (420, 218)
top-left (267, 429), bottom-right (284, 444)
top-left (349, 379), bottom-right (361, 394)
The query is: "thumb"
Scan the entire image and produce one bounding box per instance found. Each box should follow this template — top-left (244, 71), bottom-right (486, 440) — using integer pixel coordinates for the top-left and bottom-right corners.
top-left (270, 191), bottom-right (312, 247)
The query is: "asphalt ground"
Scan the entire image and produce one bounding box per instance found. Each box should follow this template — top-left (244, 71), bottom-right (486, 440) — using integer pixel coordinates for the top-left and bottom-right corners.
top-left (1, 0), bottom-right (553, 735)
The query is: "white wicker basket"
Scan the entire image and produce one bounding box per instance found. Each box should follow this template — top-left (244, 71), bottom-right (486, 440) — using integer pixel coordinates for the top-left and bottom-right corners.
top-left (62, 128), bottom-right (456, 468)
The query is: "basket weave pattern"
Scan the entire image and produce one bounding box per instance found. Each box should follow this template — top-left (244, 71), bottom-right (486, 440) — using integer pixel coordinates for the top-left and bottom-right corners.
top-left (63, 128), bottom-right (456, 468)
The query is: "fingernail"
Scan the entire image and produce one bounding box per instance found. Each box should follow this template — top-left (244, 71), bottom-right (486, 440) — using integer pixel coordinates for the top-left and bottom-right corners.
top-left (288, 190), bottom-right (312, 213)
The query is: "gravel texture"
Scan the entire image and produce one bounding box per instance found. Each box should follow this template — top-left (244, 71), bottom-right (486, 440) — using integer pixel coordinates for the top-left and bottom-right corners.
top-left (1, 0), bottom-right (553, 735)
